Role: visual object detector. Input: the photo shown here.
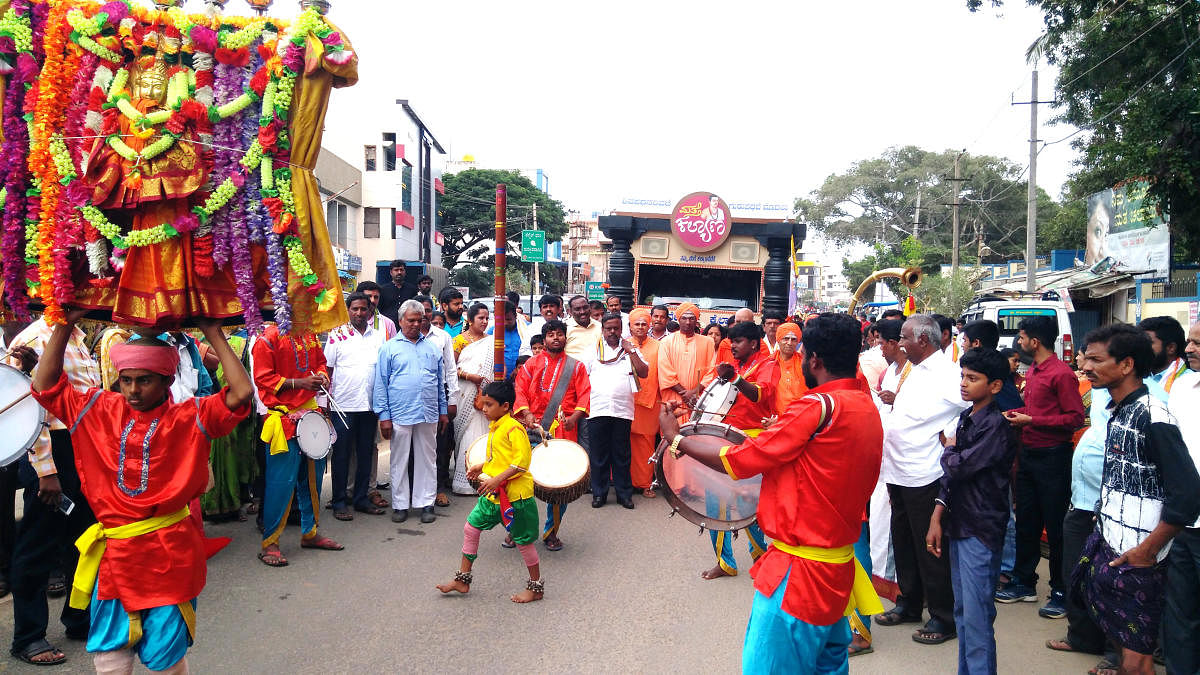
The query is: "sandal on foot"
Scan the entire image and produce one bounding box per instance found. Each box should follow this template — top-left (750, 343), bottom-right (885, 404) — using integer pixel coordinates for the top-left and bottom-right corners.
top-left (334, 508), bottom-right (353, 521)
top-left (642, 488), bottom-right (657, 498)
top-left (301, 535), bottom-right (344, 551)
top-left (912, 619), bottom-right (956, 645)
top-left (13, 638), bottom-right (67, 666)
top-left (258, 549), bottom-right (288, 567)
top-left (1089, 659), bottom-right (1119, 675)
top-left (368, 491), bottom-right (388, 509)
top-left (543, 537), bottom-right (564, 551)
top-left (354, 504), bottom-right (385, 515)
top-left (875, 609), bottom-right (922, 626)
top-left (46, 574), bottom-right (66, 598)
top-left (848, 643), bottom-right (874, 657)
top-left (435, 493), bottom-right (451, 507)
top-left (1045, 638), bottom-right (1090, 653)
top-left (501, 535), bottom-right (516, 549)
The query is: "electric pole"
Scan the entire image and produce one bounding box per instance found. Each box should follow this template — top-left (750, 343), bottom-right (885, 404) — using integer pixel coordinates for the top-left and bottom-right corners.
top-left (912, 186), bottom-right (922, 238)
top-left (947, 150), bottom-right (967, 275)
top-left (1012, 70), bottom-right (1053, 293)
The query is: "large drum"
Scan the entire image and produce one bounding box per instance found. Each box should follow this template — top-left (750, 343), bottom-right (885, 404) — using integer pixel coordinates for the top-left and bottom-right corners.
top-left (654, 421), bottom-right (762, 531)
top-left (291, 410), bottom-right (335, 460)
top-left (0, 363), bottom-right (46, 467)
top-left (693, 378), bottom-right (737, 424)
top-left (530, 438), bottom-right (590, 505)
top-left (464, 434), bottom-right (490, 491)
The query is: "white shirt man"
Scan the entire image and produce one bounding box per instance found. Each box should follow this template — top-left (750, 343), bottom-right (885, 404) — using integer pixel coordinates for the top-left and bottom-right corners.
top-left (859, 344), bottom-right (888, 391)
top-left (324, 320), bottom-right (388, 413)
top-left (882, 347), bottom-right (968, 486)
top-left (587, 342), bottom-right (638, 421)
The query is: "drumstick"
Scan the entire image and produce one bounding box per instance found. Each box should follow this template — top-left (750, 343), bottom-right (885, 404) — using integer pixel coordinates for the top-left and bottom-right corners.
top-left (317, 385), bottom-right (349, 428)
top-left (1, 338), bottom-right (39, 362)
top-left (0, 390), bottom-right (32, 417)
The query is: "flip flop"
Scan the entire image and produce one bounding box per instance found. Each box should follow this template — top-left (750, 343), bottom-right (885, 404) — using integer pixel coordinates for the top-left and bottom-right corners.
top-left (501, 535), bottom-right (515, 549)
top-left (1045, 638), bottom-right (1087, 653)
top-left (875, 609), bottom-right (922, 626)
top-left (257, 549), bottom-right (288, 567)
top-left (368, 491), bottom-right (388, 509)
top-left (46, 574), bottom-right (66, 598)
top-left (912, 624), bottom-right (957, 645)
top-left (354, 504), bottom-right (385, 515)
top-left (1089, 659), bottom-right (1119, 675)
top-left (543, 537), bottom-right (564, 552)
top-left (301, 535), bottom-right (344, 551)
top-left (334, 509), bottom-right (353, 521)
top-left (435, 493), bottom-right (451, 507)
top-left (13, 638), bottom-right (67, 666)
top-left (848, 643), bottom-right (874, 657)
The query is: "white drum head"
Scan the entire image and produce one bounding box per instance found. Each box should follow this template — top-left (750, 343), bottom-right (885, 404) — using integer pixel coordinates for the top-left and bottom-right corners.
top-left (294, 411), bottom-right (334, 460)
top-left (0, 364), bottom-right (45, 467)
top-left (695, 380), bottom-right (737, 424)
top-left (465, 433), bottom-right (489, 473)
top-left (529, 439), bottom-right (588, 489)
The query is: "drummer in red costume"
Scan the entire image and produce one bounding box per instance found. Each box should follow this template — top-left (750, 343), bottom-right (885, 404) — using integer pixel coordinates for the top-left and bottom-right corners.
top-left (697, 320), bottom-right (777, 580)
top-left (30, 309), bottom-right (252, 674)
top-left (252, 326), bottom-right (343, 567)
top-left (660, 313), bottom-right (884, 673)
top-left (512, 319), bottom-right (590, 551)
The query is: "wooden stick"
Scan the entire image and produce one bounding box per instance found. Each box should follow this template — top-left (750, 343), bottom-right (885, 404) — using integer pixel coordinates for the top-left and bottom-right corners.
top-left (0, 390), bottom-right (32, 417)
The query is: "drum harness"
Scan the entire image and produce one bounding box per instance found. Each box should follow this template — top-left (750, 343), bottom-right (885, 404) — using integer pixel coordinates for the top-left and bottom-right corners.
top-left (539, 355), bottom-right (578, 433)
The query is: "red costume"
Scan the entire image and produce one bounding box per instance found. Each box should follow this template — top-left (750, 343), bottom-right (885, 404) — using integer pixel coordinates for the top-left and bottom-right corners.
top-left (703, 347), bottom-right (779, 431)
top-left (718, 378), bottom-right (883, 624)
top-left (32, 374), bottom-right (249, 611)
top-left (513, 350), bottom-right (590, 441)
top-left (252, 326), bottom-right (326, 435)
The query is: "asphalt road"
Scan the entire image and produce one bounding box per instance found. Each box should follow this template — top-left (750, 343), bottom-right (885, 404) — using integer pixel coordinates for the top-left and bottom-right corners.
top-left (0, 444), bottom-right (1128, 673)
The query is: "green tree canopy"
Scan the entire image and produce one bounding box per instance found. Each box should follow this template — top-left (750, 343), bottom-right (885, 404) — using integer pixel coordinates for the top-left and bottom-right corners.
top-left (967, 0), bottom-right (1200, 261)
top-left (796, 146), bottom-right (1060, 264)
top-left (439, 168), bottom-right (568, 269)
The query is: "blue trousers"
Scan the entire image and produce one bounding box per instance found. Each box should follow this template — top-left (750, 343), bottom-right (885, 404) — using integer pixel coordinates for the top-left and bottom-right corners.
top-left (262, 439), bottom-right (326, 547)
top-left (949, 536), bottom-right (1001, 675)
top-left (543, 503), bottom-right (567, 539)
top-left (1000, 508), bottom-right (1016, 575)
top-left (87, 587), bottom-right (194, 671)
top-left (743, 570), bottom-right (852, 674)
top-left (707, 491), bottom-right (767, 574)
top-left (852, 520), bottom-right (873, 636)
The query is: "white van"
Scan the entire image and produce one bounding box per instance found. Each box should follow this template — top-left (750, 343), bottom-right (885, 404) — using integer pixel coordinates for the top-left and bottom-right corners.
top-left (961, 294), bottom-right (1075, 364)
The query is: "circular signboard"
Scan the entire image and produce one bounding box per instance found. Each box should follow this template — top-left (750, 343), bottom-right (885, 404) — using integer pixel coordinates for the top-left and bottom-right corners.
top-left (671, 192), bottom-right (732, 253)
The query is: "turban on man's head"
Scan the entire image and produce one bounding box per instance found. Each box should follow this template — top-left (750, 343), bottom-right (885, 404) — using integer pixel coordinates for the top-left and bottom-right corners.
top-left (676, 302), bottom-right (700, 320)
top-left (110, 339), bottom-right (179, 377)
top-left (777, 322), bottom-right (802, 341)
top-left (629, 307), bottom-right (651, 324)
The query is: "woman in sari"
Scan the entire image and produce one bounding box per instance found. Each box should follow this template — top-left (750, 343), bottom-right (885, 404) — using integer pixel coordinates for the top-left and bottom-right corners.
top-left (451, 304), bottom-right (492, 494)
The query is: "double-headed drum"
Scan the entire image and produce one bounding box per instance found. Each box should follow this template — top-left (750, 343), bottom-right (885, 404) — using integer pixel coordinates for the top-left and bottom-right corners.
top-left (654, 421), bottom-right (761, 531)
top-left (693, 379), bottom-right (737, 424)
top-left (0, 364), bottom-right (45, 467)
top-left (464, 434), bottom-right (490, 491)
top-left (291, 410), bottom-right (335, 460)
top-left (529, 438), bottom-right (589, 504)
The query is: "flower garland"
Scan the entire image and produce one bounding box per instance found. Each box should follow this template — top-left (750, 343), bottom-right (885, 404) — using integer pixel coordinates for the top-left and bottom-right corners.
top-left (0, 0), bottom-right (34, 318)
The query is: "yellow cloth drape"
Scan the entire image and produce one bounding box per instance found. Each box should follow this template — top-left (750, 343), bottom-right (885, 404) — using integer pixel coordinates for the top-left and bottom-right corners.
top-left (71, 506), bottom-right (190, 610)
top-left (286, 23), bottom-right (359, 334)
top-left (259, 397), bottom-right (318, 455)
top-left (770, 541), bottom-right (885, 620)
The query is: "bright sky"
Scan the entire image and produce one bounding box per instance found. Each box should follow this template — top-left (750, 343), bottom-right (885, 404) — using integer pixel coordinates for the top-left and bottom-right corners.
top-left (278, 0), bottom-right (1078, 225)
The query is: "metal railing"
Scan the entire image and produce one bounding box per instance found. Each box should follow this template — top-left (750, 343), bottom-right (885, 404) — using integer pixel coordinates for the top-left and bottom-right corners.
top-left (1146, 278), bottom-right (1199, 299)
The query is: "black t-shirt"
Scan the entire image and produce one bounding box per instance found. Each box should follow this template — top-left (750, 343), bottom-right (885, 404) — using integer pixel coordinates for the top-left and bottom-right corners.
top-left (379, 281), bottom-right (417, 325)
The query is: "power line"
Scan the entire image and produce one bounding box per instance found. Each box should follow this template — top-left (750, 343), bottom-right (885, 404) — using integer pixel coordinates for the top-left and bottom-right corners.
top-left (1059, 1), bottom-right (1187, 90)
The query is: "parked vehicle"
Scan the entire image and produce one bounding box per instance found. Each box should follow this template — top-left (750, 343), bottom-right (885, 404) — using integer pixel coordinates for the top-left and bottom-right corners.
top-left (961, 292), bottom-right (1076, 363)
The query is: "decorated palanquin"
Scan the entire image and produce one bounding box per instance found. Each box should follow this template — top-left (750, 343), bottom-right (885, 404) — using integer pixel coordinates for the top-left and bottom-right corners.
top-left (0, 0), bottom-right (356, 333)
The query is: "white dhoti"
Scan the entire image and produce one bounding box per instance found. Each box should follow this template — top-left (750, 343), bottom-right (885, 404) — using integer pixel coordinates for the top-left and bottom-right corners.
top-left (869, 478), bottom-right (896, 583)
top-left (388, 421), bottom-right (438, 510)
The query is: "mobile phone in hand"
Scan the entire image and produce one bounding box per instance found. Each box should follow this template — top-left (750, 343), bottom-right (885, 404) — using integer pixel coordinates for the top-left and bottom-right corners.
top-left (57, 494), bottom-right (75, 516)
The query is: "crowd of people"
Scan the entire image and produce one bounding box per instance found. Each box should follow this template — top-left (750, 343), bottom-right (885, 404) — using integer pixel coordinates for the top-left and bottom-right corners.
top-left (1, 256), bottom-right (1199, 674)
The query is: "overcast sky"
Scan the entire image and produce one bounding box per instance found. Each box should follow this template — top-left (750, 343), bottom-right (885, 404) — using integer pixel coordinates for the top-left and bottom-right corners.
top-left (277, 0), bottom-right (1078, 227)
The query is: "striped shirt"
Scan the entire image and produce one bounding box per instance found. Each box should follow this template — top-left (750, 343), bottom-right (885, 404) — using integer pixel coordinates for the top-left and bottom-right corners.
top-left (5, 319), bottom-right (101, 477)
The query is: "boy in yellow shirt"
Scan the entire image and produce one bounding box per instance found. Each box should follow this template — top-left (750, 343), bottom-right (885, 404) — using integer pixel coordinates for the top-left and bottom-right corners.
top-left (436, 381), bottom-right (543, 603)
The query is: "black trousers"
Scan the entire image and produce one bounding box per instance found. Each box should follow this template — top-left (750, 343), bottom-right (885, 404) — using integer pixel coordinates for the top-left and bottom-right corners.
top-left (10, 431), bottom-right (94, 655)
top-left (1164, 527), bottom-right (1200, 674)
top-left (887, 479), bottom-right (955, 626)
top-left (1013, 444), bottom-right (1072, 591)
top-left (0, 463), bottom-right (18, 581)
top-left (588, 416), bottom-right (633, 500)
top-left (1062, 507), bottom-right (1106, 654)
top-left (330, 411), bottom-right (378, 510)
top-left (435, 417), bottom-right (454, 492)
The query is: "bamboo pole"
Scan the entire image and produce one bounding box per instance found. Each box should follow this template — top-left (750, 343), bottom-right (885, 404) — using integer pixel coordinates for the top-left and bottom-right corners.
top-left (494, 184), bottom-right (507, 382)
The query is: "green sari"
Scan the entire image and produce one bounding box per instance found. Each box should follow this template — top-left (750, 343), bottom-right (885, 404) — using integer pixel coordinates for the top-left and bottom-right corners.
top-left (200, 335), bottom-right (260, 517)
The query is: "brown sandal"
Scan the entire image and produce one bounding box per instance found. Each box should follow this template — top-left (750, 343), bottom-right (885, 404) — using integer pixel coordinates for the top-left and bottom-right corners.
top-left (368, 491), bottom-right (388, 509)
top-left (435, 493), bottom-right (451, 507)
top-left (258, 548), bottom-right (288, 567)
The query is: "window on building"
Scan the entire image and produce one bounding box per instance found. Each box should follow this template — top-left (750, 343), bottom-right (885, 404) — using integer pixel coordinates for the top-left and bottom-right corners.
top-left (382, 133), bottom-right (397, 171)
top-left (326, 200), bottom-right (348, 248)
top-left (364, 207), bottom-right (380, 239)
top-left (364, 145), bottom-right (376, 172)
top-left (401, 163), bottom-right (413, 214)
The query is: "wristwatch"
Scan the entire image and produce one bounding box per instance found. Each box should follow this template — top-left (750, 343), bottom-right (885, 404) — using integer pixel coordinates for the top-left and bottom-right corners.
top-left (669, 434), bottom-right (685, 459)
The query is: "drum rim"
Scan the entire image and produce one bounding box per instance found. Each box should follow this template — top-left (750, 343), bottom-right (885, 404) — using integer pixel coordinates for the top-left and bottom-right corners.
top-left (652, 422), bottom-right (758, 532)
top-left (528, 439), bottom-right (589, 489)
top-left (0, 363), bottom-right (47, 467)
top-left (294, 410), bottom-right (333, 459)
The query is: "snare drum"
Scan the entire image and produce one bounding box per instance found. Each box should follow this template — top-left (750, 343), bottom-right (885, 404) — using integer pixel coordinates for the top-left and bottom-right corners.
top-left (653, 421), bottom-right (762, 531)
top-left (693, 379), bottom-right (737, 424)
top-left (530, 438), bottom-right (590, 504)
top-left (291, 410), bottom-right (335, 460)
top-left (0, 363), bottom-right (45, 467)
top-left (463, 433), bottom-right (490, 491)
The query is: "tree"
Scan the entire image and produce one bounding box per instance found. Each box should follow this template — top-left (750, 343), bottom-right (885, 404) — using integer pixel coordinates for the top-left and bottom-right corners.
top-left (439, 169), bottom-right (568, 270)
top-left (911, 270), bottom-right (977, 318)
top-left (967, 0), bottom-right (1200, 262)
top-left (796, 146), bottom-right (1059, 262)
top-left (842, 237), bottom-right (930, 303)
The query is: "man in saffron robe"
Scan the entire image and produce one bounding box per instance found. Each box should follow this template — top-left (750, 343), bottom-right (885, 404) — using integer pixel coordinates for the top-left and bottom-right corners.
top-left (660, 313), bottom-right (884, 673)
top-left (30, 309), bottom-right (253, 673)
top-left (774, 322), bottom-right (808, 412)
top-left (628, 308), bottom-right (661, 497)
top-left (513, 319), bottom-right (590, 551)
top-left (658, 302), bottom-right (715, 422)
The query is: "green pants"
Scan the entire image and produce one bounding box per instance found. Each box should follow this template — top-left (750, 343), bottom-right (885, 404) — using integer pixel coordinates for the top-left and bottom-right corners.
top-left (468, 495), bottom-right (539, 546)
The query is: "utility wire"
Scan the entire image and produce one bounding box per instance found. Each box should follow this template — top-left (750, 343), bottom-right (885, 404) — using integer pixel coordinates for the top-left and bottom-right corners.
top-left (1059, 1), bottom-right (1187, 90)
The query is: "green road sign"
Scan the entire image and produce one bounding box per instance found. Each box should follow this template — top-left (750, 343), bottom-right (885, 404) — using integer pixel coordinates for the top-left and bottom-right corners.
top-left (586, 281), bottom-right (605, 301)
top-left (521, 229), bottom-right (546, 263)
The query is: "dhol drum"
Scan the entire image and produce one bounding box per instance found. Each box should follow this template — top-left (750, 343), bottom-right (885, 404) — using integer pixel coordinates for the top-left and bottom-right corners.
top-left (291, 410), bottom-right (335, 460)
top-left (464, 433), bottom-right (490, 491)
top-left (0, 363), bottom-right (46, 467)
top-left (530, 438), bottom-right (590, 504)
top-left (653, 421), bottom-right (762, 531)
top-left (693, 378), bottom-right (737, 424)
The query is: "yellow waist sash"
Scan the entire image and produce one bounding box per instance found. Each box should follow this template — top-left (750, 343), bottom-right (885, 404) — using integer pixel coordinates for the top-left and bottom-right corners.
top-left (71, 506), bottom-right (190, 610)
top-left (260, 398), bottom-right (318, 455)
top-left (771, 540), bottom-right (885, 621)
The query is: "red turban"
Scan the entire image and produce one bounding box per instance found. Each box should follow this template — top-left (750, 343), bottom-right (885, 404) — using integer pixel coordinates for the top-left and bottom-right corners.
top-left (776, 322), bottom-right (802, 341)
top-left (676, 302), bottom-right (700, 320)
top-left (110, 341), bottom-right (180, 377)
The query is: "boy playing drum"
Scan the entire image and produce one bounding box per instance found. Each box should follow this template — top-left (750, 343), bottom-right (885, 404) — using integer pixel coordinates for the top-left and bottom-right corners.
top-left (437, 380), bottom-right (544, 603)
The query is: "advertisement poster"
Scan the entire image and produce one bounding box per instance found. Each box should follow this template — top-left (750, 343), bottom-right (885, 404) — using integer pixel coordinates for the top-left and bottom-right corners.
top-left (670, 192), bottom-right (732, 253)
top-left (1086, 181), bottom-right (1170, 277)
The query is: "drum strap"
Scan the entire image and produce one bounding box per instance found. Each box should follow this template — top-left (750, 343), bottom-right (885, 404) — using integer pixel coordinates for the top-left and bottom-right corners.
top-left (803, 392), bottom-right (836, 441)
top-left (539, 356), bottom-right (578, 431)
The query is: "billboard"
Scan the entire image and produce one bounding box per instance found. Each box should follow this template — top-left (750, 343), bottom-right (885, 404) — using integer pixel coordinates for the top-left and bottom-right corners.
top-left (670, 192), bottom-right (732, 253)
top-left (1086, 181), bottom-right (1170, 277)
